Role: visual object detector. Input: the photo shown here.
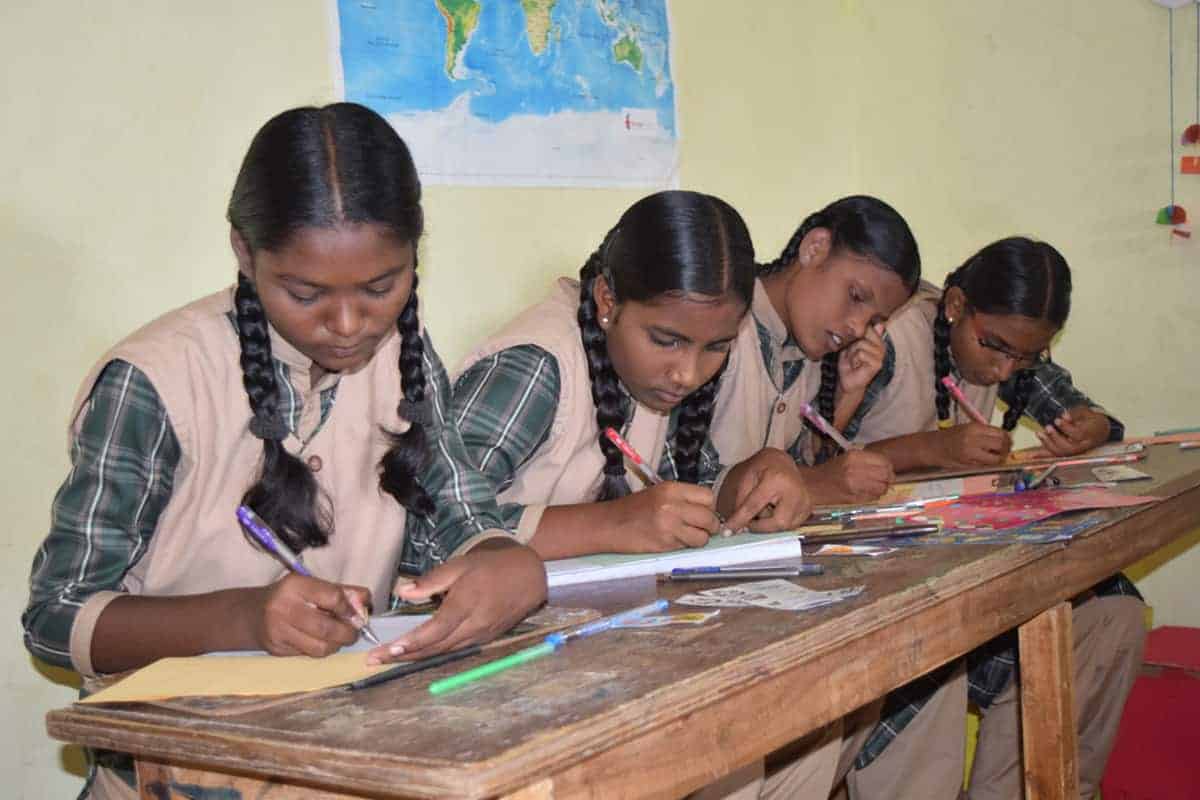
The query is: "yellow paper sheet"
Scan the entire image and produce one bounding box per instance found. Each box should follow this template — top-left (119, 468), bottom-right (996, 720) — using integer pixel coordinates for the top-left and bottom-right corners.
top-left (80, 653), bottom-right (390, 705)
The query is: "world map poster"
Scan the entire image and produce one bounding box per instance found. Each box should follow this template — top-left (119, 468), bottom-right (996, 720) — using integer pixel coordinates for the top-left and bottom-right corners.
top-left (332, 0), bottom-right (678, 186)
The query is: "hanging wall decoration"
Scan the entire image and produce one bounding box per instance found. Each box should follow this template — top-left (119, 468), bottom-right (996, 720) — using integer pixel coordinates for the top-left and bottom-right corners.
top-left (1154, 1), bottom-right (1195, 236)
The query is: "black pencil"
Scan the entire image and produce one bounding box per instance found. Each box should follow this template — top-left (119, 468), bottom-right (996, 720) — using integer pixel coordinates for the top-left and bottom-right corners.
top-left (348, 645), bottom-right (483, 691)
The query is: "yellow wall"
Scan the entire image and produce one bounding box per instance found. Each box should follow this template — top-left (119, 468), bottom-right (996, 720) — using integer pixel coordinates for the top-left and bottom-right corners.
top-left (4, 1), bottom-right (1197, 794)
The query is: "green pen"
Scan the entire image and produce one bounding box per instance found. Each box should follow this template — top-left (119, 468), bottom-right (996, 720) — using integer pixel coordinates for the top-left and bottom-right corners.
top-left (428, 641), bottom-right (558, 696)
top-left (427, 599), bottom-right (668, 696)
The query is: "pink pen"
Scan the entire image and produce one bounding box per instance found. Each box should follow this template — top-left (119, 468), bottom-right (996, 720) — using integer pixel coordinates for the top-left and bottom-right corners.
top-left (800, 403), bottom-right (859, 452)
top-left (604, 427), bottom-right (663, 485)
top-left (604, 427), bottom-right (734, 536)
top-left (940, 376), bottom-right (990, 425)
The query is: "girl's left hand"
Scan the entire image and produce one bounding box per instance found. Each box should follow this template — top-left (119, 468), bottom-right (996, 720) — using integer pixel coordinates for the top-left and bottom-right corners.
top-left (366, 539), bottom-right (547, 664)
top-left (1037, 407), bottom-right (1111, 456)
top-left (837, 323), bottom-right (887, 395)
top-left (722, 448), bottom-right (813, 533)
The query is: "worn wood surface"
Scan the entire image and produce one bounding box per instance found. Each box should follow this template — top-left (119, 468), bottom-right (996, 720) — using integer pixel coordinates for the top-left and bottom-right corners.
top-left (137, 759), bottom-right (388, 799)
top-left (1018, 603), bottom-right (1079, 800)
top-left (46, 444), bottom-right (1200, 799)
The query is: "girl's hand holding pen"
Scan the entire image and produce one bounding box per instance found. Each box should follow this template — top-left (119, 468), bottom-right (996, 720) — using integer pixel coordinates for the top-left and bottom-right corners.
top-left (247, 574), bottom-right (373, 658)
top-left (368, 538), bottom-right (547, 665)
top-left (940, 422), bottom-right (1012, 467)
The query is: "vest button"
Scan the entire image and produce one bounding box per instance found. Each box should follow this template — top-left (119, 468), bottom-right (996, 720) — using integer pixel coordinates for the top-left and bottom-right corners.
top-left (776, 402), bottom-right (787, 414)
top-left (307, 455), bottom-right (323, 472)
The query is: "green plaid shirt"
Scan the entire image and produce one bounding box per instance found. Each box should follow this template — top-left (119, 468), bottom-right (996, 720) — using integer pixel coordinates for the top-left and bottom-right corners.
top-left (451, 344), bottom-right (724, 528)
top-left (23, 330), bottom-right (508, 672)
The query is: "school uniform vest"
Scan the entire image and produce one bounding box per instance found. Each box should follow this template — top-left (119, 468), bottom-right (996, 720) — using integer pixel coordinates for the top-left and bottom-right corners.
top-left (710, 279), bottom-right (822, 466)
top-left (65, 288), bottom-right (415, 681)
top-left (456, 278), bottom-right (671, 540)
top-left (853, 281), bottom-right (999, 444)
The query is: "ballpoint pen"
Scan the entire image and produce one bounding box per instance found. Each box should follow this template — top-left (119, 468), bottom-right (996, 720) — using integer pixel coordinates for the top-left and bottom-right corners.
top-left (236, 505), bottom-right (382, 646)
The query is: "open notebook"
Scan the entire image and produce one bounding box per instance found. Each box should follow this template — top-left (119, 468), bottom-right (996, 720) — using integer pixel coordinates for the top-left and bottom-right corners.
top-left (545, 531), bottom-right (803, 588)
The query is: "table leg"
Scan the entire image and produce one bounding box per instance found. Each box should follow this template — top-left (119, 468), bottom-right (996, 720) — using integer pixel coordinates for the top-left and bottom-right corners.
top-left (1018, 602), bottom-right (1078, 799)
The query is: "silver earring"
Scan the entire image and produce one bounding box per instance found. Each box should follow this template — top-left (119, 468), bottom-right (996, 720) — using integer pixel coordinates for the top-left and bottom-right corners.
top-left (600, 316), bottom-right (609, 325)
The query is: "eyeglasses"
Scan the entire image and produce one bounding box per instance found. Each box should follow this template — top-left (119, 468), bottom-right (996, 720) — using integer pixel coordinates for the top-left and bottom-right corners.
top-left (966, 315), bottom-right (1048, 368)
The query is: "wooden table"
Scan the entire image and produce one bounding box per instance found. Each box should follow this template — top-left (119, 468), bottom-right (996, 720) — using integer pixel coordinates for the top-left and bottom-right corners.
top-left (46, 444), bottom-right (1200, 799)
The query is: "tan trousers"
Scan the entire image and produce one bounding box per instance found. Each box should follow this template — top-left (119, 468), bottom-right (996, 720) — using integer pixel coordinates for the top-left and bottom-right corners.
top-left (696, 701), bottom-right (882, 800)
top-left (967, 595), bottom-right (1147, 800)
top-left (845, 662), bottom-right (969, 800)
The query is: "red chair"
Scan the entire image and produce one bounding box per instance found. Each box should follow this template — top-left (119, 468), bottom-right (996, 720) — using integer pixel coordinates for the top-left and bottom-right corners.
top-left (1101, 626), bottom-right (1200, 799)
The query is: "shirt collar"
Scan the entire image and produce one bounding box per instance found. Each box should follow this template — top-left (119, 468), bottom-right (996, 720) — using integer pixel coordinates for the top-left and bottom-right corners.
top-left (752, 278), bottom-right (806, 364)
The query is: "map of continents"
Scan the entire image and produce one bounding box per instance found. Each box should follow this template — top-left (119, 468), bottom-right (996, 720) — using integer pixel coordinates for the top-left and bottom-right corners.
top-left (335, 0), bottom-right (677, 186)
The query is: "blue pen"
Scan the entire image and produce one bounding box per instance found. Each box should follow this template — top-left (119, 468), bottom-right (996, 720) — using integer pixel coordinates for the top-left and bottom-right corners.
top-left (671, 565), bottom-right (822, 577)
top-left (236, 505), bottom-right (381, 646)
top-left (546, 599), bottom-right (669, 646)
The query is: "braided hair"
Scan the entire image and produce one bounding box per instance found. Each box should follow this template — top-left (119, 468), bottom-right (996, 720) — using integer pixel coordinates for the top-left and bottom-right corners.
top-left (761, 196), bottom-right (921, 453)
top-left (227, 103), bottom-right (431, 551)
top-left (933, 237), bottom-right (1072, 429)
top-left (578, 191), bottom-right (756, 500)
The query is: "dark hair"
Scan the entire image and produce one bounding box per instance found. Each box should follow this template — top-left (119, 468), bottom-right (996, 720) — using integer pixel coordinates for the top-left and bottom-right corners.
top-left (762, 196), bottom-right (921, 455)
top-left (228, 103), bottom-right (432, 552)
top-left (933, 237), bottom-right (1071, 429)
top-left (578, 190), bottom-right (756, 500)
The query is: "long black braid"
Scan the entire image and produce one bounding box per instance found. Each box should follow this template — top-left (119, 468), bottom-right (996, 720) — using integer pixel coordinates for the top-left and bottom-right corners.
top-left (234, 273), bottom-right (333, 550)
top-left (761, 197), bottom-right (922, 450)
top-left (379, 273), bottom-right (435, 517)
top-left (578, 246), bottom-right (631, 501)
top-left (673, 367), bottom-right (724, 484)
top-left (1000, 370), bottom-right (1035, 431)
top-left (932, 267), bottom-right (966, 425)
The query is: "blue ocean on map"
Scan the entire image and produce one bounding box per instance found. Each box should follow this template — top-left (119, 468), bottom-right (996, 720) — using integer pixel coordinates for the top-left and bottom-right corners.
top-left (337, 0), bottom-right (676, 135)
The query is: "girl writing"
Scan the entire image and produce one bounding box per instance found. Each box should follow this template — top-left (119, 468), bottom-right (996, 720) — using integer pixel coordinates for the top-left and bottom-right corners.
top-left (451, 190), bottom-right (815, 558)
top-left (22, 103), bottom-right (547, 799)
top-left (846, 237), bottom-right (1144, 800)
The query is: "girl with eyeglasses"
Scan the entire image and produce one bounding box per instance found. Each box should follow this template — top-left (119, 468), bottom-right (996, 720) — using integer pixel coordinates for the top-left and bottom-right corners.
top-left (841, 237), bottom-right (1144, 800)
top-left (854, 236), bottom-right (1121, 470)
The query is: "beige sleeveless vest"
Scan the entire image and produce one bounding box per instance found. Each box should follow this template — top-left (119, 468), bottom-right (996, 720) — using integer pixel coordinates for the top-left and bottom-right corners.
top-left (455, 278), bottom-right (671, 540)
top-left (65, 288), bottom-right (419, 680)
top-left (854, 281), bottom-right (999, 444)
top-left (710, 279), bottom-right (821, 466)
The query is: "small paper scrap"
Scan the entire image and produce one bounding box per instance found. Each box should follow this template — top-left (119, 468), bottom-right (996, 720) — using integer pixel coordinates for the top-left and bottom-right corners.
top-left (1092, 465), bottom-right (1152, 482)
top-left (677, 579), bottom-right (865, 612)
